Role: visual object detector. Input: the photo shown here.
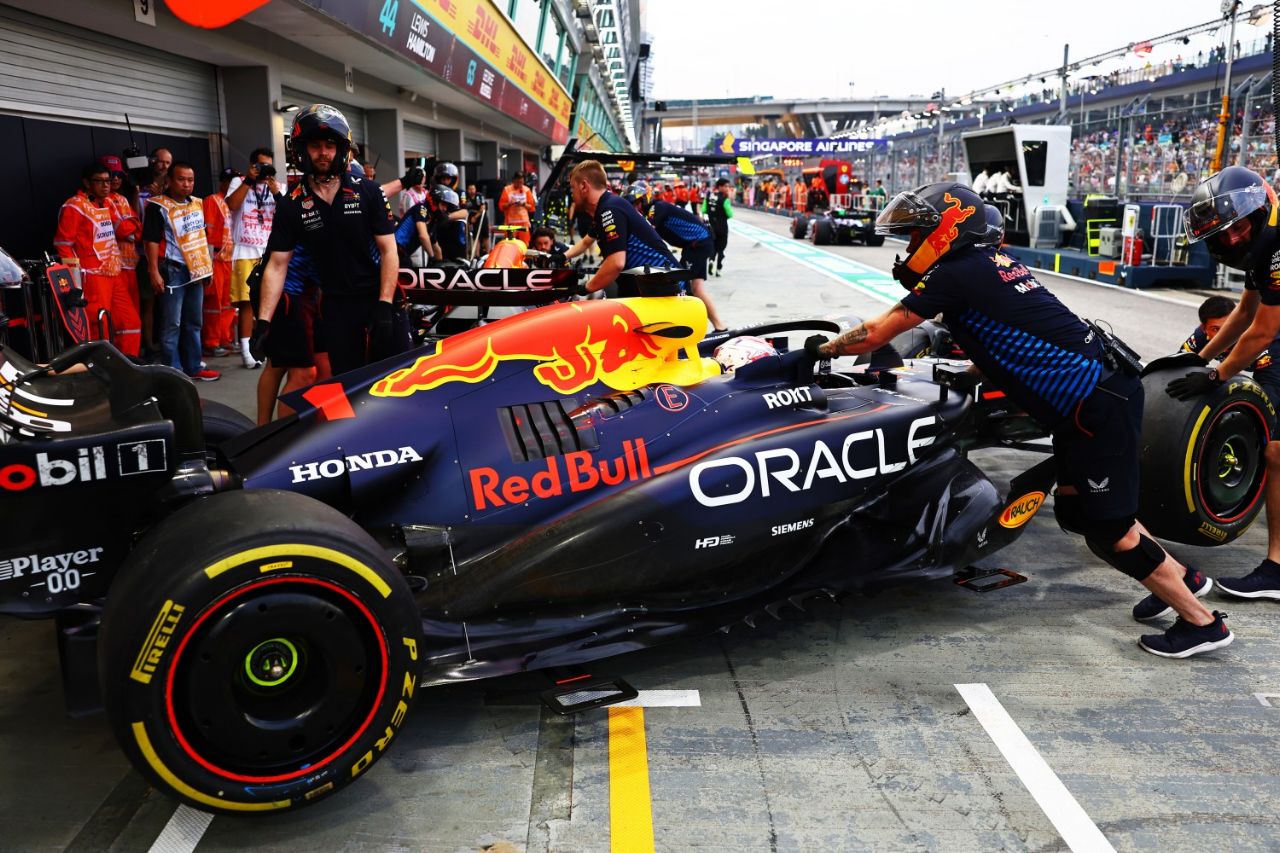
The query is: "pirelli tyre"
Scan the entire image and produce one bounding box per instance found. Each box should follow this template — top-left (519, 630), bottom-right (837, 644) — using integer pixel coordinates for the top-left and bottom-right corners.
top-left (98, 489), bottom-right (423, 814)
top-left (864, 234), bottom-right (886, 247)
top-left (810, 218), bottom-right (835, 246)
top-left (1138, 361), bottom-right (1273, 546)
top-left (791, 214), bottom-right (810, 239)
top-left (201, 399), bottom-right (254, 444)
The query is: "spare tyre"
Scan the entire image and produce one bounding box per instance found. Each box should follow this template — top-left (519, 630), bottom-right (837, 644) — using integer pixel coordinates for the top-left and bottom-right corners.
top-left (791, 215), bottom-right (810, 239)
top-left (1139, 359), bottom-right (1273, 546)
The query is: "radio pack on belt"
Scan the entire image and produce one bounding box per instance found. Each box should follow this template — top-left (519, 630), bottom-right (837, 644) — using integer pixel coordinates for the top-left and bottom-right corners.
top-left (1087, 320), bottom-right (1142, 377)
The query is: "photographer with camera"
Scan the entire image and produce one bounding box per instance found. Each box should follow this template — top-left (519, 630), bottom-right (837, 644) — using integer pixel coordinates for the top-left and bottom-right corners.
top-left (226, 147), bottom-right (281, 369)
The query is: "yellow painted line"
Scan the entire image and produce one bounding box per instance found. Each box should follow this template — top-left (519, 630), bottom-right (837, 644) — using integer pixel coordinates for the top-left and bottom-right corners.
top-left (1184, 405), bottom-right (1212, 512)
top-left (1053, 253), bottom-right (1060, 274)
top-left (609, 706), bottom-right (655, 853)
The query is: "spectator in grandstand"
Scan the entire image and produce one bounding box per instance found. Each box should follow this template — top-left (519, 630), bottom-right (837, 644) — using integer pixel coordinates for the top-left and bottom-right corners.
top-left (202, 167), bottom-right (237, 357)
top-left (55, 162), bottom-right (140, 356)
top-left (143, 161), bottom-right (219, 381)
top-left (226, 147), bottom-right (281, 368)
top-left (1170, 166), bottom-right (1280, 599)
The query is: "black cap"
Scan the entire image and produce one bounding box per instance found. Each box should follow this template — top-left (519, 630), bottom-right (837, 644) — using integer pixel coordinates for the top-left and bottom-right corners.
top-left (220, 167), bottom-right (242, 182)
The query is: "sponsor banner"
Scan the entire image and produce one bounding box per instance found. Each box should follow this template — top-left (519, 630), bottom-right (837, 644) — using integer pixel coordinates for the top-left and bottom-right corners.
top-left (304, 0), bottom-right (570, 143)
top-left (717, 131), bottom-right (885, 156)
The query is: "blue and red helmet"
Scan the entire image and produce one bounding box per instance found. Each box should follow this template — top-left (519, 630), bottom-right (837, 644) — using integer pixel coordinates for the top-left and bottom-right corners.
top-left (289, 104), bottom-right (352, 176)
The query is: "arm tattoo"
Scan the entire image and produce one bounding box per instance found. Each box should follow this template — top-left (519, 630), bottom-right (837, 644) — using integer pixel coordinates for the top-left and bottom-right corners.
top-left (827, 324), bottom-right (869, 356)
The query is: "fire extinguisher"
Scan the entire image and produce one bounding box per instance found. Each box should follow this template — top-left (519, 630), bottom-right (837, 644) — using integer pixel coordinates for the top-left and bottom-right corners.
top-left (1125, 231), bottom-right (1144, 266)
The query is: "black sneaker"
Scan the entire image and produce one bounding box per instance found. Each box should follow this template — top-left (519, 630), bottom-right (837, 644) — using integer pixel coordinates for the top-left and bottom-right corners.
top-left (1139, 611), bottom-right (1233, 659)
top-left (1132, 567), bottom-right (1213, 621)
top-left (1216, 560), bottom-right (1280, 600)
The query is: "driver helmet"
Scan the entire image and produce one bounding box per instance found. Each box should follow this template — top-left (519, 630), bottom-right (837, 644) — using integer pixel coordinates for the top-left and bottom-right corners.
top-left (875, 182), bottom-right (987, 283)
top-left (622, 180), bottom-right (651, 210)
top-left (289, 104), bottom-right (352, 176)
top-left (433, 161), bottom-right (459, 186)
top-left (1185, 165), bottom-right (1278, 269)
top-left (979, 204), bottom-right (1006, 246)
top-left (713, 335), bottom-right (777, 372)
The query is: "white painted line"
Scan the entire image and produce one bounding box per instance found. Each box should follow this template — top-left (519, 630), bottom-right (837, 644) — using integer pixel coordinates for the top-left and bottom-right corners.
top-left (1254, 692), bottom-right (1280, 707)
top-left (613, 689), bottom-right (701, 708)
top-left (147, 804), bottom-right (213, 853)
top-left (730, 220), bottom-right (897, 306)
top-left (955, 683), bottom-right (1115, 853)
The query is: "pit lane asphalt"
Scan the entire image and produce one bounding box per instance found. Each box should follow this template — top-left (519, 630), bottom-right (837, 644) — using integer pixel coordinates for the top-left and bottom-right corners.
top-left (4, 208), bottom-right (1279, 852)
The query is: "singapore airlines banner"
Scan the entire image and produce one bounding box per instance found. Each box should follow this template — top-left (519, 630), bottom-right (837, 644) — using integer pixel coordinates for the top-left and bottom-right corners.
top-left (718, 131), bottom-right (886, 156)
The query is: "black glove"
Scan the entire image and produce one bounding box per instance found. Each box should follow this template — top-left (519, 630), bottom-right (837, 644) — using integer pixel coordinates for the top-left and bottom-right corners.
top-left (399, 167), bottom-right (424, 189)
top-left (550, 250), bottom-right (568, 268)
top-left (1166, 369), bottom-right (1223, 401)
top-left (248, 319), bottom-right (271, 361)
top-left (369, 300), bottom-right (394, 358)
top-left (804, 334), bottom-right (830, 361)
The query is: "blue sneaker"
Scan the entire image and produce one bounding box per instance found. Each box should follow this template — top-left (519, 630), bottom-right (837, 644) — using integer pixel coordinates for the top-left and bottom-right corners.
top-left (1216, 560), bottom-right (1280, 600)
top-left (1131, 567), bottom-right (1212, 621)
top-left (1139, 611), bottom-right (1233, 659)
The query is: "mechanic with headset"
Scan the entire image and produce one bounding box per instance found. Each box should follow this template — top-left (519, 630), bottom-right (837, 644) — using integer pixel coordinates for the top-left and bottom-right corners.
top-left (1166, 165), bottom-right (1280, 601)
top-left (805, 181), bottom-right (1233, 659)
top-left (623, 181), bottom-right (727, 331)
top-left (428, 162), bottom-right (470, 263)
top-left (561, 160), bottom-right (679, 297)
top-left (253, 104), bottom-right (408, 376)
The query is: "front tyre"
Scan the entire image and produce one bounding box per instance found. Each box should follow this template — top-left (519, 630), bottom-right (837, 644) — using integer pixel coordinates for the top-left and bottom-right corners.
top-left (1139, 368), bottom-right (1273, 545)
top-left (98, 490), bottom-right (423, 814)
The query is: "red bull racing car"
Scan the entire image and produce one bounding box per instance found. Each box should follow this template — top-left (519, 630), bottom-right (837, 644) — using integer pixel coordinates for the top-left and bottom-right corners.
top-left (0, 274), bottom-right (1265, 814)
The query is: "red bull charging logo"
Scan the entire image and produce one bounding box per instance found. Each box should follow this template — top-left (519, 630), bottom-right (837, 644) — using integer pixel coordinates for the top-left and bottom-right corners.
top-left (372, 300), bottom-right (683, 398)
top-left (907, 192), bottom-right (977, 274)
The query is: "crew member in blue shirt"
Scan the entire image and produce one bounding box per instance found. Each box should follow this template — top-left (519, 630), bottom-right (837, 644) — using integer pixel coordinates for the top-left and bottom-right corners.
top-left (625, 181), bottom-right (726, 331)
top-left (561, 160), bottom-right (678, 297)
top-left (805, 181), bottom-right (1233, 659)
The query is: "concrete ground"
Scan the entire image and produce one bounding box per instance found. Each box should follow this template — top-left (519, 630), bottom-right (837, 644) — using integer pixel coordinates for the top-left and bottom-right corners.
top-left (4, 208), bottom-right (1279, 852)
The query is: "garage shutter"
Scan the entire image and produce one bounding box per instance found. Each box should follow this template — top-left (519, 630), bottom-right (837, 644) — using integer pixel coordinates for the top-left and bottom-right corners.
top-left (0, 6), bottom-right (219, 134)
top-left (404, 122), bottom-right (437, 157)
top-left (465, 140), bottom-right (482, 162)
top-left (281, 87), bottom-right (366, 145)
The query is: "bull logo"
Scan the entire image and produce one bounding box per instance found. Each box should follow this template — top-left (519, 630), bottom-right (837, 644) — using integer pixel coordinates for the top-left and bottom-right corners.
top-left (907, 193), bottom-right (978, 274)
top-left (372, 300), bottom-right (695, 397)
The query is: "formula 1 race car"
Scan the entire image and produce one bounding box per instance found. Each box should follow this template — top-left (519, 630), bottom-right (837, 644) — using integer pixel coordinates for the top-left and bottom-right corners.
top-left (0, 273), bottom-right (1265, 814)
top-left (791, 207), bottom-right (886, 247)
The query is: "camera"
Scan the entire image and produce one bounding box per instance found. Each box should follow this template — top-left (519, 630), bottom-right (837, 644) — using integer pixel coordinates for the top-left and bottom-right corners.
top-left (254, 163), bottom-right (277, 180)
top-left (122, 144), bottom-right (149, 171)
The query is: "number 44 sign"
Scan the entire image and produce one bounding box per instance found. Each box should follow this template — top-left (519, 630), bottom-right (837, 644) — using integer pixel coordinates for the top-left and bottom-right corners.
top-left (117, 439), bottom-right (167, 477)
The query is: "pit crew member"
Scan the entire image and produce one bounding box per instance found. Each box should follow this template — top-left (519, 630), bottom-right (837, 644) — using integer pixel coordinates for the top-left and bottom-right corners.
top-left (561, 161), bottom-right (679, 297)
top-left (807, 181), bottom-right (1232, 658)
top-left (704, 177), bottom-right (733, 276)
top-left (255, 104), bottom-right (406, 376)
top-left (1167, 166), bottom-right (1280, 600)
top-left (625, 182), bottom-right (726, 331)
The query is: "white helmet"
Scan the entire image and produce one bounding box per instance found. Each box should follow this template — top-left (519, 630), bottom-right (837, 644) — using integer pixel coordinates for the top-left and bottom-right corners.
top-left (713, 335), bottom-right (777, 372)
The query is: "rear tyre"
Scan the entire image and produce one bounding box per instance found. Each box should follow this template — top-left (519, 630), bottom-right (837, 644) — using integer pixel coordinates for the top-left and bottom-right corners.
top-left (99, 489), bottom-right (423, 814)
top-left (791, 215), bottom-right (810, 239)
top-left (865, 235), bottom-right (886, 247)
top-left (811, 219), bottom-right (834, 246)
top-left (1139, 366), bottom-right (1273, 546)
top-left (201, 399), bottom-right (254, 444)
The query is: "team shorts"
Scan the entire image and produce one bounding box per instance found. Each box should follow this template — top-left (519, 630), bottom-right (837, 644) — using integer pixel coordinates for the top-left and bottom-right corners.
top-left (230, 257), bottom-right (261, 304)
top-left (682, 243), bottom-right (710, 281)
top-left (265, 289), bottom-right (317, 369)
top-left (1051, 371), bottom-right (1143, 522)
